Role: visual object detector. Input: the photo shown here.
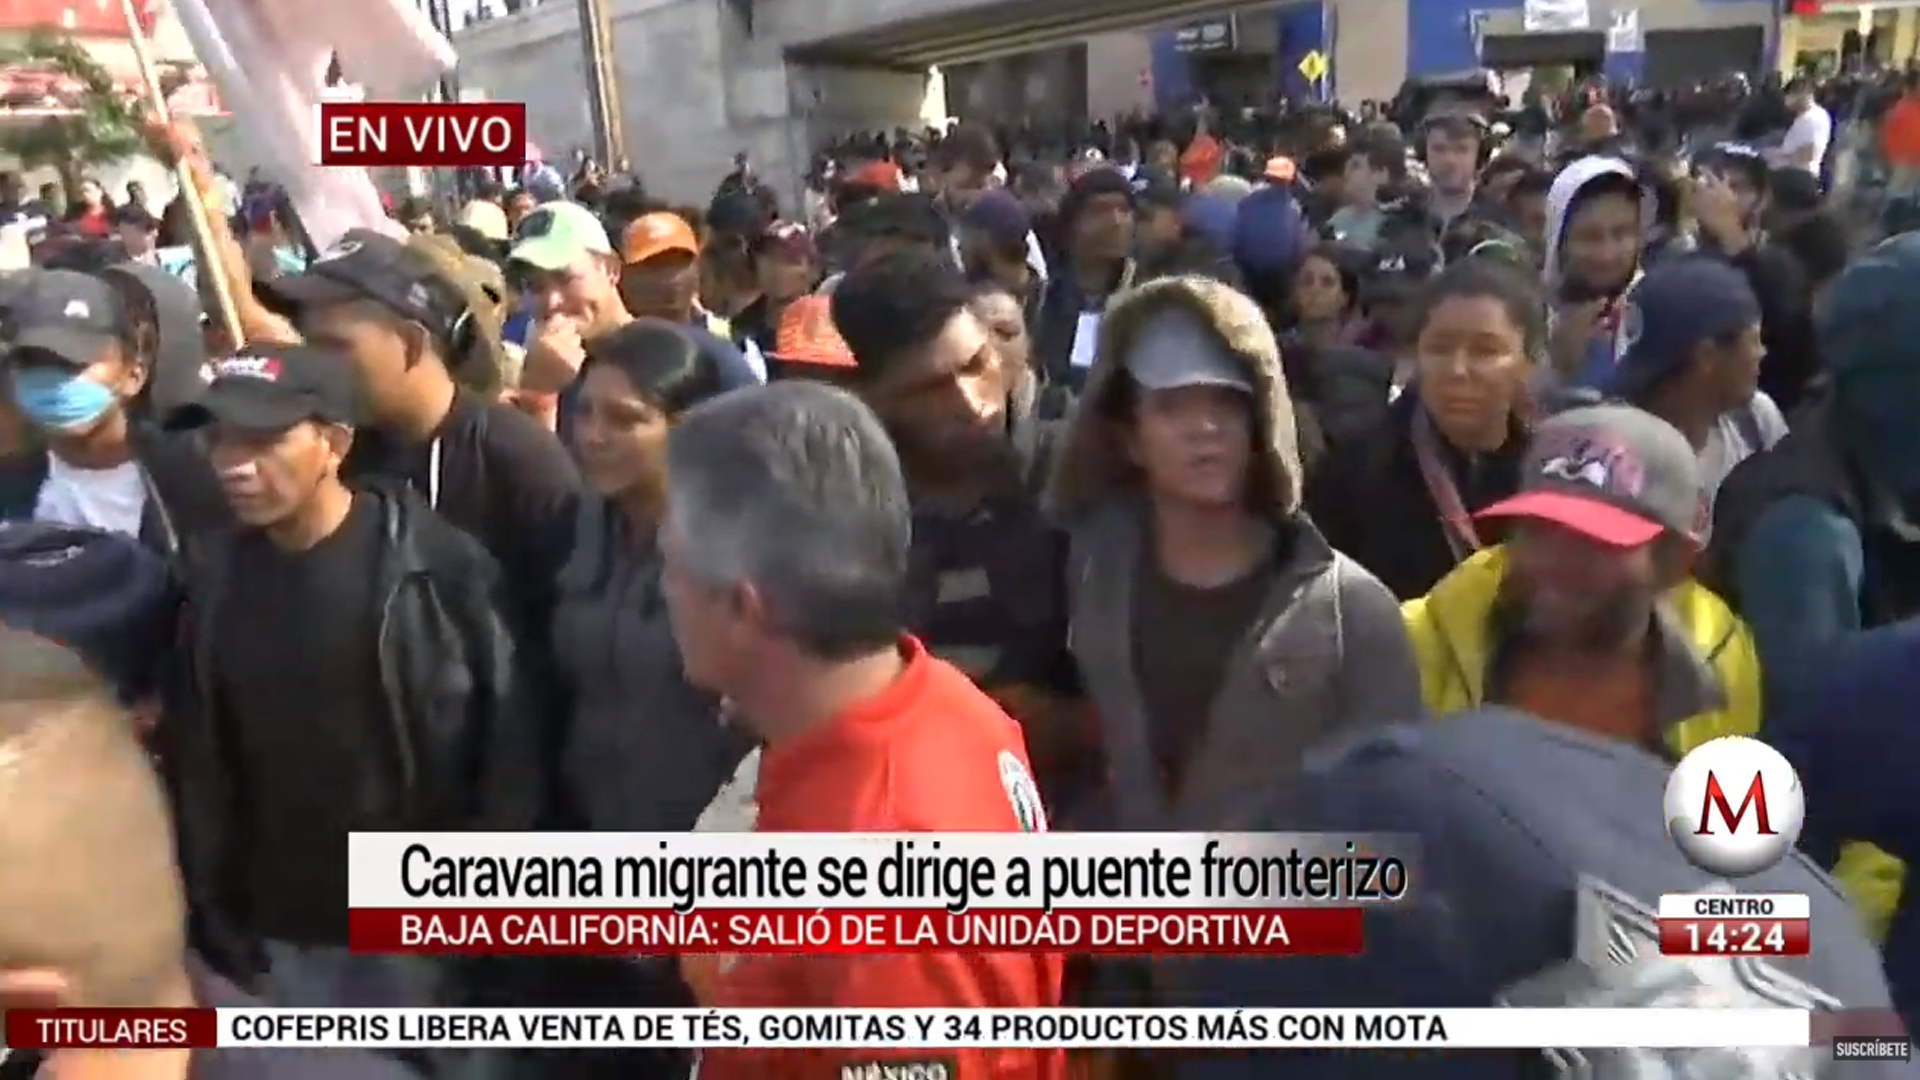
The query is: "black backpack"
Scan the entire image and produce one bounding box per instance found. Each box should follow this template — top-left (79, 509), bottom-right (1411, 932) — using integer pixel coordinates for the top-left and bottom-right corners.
top-left (0, 520), bottom-right (178, 701)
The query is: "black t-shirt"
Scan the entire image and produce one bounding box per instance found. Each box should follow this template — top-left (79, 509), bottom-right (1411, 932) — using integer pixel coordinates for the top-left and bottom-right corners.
top-left (214, 494), bottom-right (389, 945)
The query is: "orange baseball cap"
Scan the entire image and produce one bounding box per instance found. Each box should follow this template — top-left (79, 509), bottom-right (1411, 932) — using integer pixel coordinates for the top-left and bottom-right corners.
top-left (771, 295), bottom-right (856, 369)
top-left (844, 160), bottom-right (903, 192)
top-left (1263, 156), bottom-right (1297, 183)
top-left (621, 212), bottom-right (699, 265)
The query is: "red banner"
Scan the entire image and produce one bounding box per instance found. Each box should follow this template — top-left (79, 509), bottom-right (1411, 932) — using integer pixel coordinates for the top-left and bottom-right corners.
top-left (0, 0), bottom-right (161, 36)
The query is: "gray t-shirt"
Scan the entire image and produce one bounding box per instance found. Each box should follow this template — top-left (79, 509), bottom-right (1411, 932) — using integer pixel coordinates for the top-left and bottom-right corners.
top-left (1697, 391), bottom-right (1790, 542)
top-left (1326, 206), bottom-right (1385, 247)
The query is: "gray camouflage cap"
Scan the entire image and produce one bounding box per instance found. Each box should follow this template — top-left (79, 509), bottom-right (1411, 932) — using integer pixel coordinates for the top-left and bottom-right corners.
top-left (1476, 405), bottom-right (1703, 548)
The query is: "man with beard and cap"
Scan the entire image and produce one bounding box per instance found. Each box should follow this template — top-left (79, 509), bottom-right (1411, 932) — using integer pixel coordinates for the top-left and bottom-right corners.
top-left (0, 269), bottom-right (224, 552)
top-left (1404, 402), bottom-right (1898, 935)
top-left (830, 248), bottom-right (1091, 812)
top-left (1711, 234), bottom-right (1920, 952)
top-left (1044, 274), bottom-right (1419, 832)
top-left (1172, 708), bottom-right (1907, 1080)
top-left (1402, 406), bottom-right (1758, 751)
top-left (1032, 168), bottom-right (1138, 399)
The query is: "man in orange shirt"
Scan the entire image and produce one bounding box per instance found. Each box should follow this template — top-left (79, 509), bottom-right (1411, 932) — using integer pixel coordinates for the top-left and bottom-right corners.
top-left (1882, 72), bottom-right (1920, 199)
top-left (658, 380), bottom-right (1064, 1080)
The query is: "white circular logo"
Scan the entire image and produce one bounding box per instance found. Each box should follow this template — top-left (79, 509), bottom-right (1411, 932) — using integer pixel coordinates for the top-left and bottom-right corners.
top-left (1664, 736), bottom-right (1805, 877)
top-left (998, 751), bottom-right (1046, 835)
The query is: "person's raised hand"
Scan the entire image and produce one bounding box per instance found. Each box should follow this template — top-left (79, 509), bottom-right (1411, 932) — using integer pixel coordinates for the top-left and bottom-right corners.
top-left (523, 314), bottom-right (587, 395)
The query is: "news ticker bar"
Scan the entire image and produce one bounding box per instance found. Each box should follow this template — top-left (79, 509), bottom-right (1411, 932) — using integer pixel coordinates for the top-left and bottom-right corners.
top-left (8, 1008), bottom-right (1900, 1053)
top-left (346, 907), bottom-right (1365, 955)
top-left (345, 832), bottom-right (1419, 910)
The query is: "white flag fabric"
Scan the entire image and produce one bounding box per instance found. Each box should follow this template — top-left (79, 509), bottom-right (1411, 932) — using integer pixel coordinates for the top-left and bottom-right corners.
top-left (1522, 0), bottom-right (1591, 32)
top-left (168, 0), bottom-right (456, 251)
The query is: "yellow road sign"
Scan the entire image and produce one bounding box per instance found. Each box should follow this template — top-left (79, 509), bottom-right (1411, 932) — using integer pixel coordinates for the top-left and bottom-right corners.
top-left (1298, 50), bottom-right (1328, 82)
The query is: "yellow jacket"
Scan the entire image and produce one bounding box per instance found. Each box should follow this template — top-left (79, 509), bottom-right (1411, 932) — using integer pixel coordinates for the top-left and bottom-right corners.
top-left (1403, 547), bottom-right (1902, 939)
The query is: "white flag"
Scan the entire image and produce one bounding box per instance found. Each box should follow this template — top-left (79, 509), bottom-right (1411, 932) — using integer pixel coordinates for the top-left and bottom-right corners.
top-left (169, 0), bottom-right (456, 250)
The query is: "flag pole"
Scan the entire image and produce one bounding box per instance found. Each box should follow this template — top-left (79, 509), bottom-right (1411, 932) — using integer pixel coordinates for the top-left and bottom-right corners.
top-left (114, 0), bottom-right (246, 348)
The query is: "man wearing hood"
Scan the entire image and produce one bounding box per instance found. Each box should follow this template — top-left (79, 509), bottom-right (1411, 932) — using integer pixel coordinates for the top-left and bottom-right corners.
top-left (1710, 235), bottom-right (1920, 950)
top-left (1540, 156), bottom-right (1646, 394)
top-left (1043, 274), bottom-right (1420, 840)
top-left (0, 268), bottom-right (226, 556)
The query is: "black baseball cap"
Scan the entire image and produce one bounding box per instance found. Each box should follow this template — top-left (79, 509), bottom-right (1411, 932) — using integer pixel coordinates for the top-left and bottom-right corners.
top-left (5, 269), bottom-right (131, 367)
top-left (164, 346), bottom-right (359, 432)
top-left (269, 230), bottom-right (468, 343)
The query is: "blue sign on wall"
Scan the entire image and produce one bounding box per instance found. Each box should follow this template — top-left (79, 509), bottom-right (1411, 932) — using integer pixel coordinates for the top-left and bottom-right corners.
top-left (1150, 2), bottom-right (1326, 109)
top-left (1174, 16), bottom-right (1237, 53)
top-left (1408, 0), bottom-right (1512, 77)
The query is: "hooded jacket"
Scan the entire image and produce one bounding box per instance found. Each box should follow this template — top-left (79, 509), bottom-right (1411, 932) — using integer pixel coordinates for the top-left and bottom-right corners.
top-left (1044, 276), bottom-right (1423, 833)
top-left (1541, 156), bottom-right (1644, 395)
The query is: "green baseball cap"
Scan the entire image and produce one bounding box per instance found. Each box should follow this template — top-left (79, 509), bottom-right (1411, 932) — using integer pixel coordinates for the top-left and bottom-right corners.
top-left (508, 201), bottom-right (614, 271)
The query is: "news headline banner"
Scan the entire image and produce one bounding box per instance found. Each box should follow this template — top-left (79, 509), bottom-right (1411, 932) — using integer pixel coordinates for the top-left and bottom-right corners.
top-left (350, 833), bottom-right (1415, 911)
top-left (5, 1007), bottom-right (1821, 1052)
top-left (345, 833), bottom-right (1412, 956)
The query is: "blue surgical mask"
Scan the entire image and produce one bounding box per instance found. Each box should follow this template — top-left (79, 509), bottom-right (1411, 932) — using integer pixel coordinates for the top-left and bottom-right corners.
top-left (11, 366), bottom-right (117, 431)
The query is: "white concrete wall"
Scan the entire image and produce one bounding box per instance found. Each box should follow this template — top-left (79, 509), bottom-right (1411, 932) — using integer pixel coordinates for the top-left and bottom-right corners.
top-left (1330, 0), bottom-right (1408, 106)
top-left (455, 0), bottom-right (933, 203)
top-left (1084, 30), bottom-right (1154, 117)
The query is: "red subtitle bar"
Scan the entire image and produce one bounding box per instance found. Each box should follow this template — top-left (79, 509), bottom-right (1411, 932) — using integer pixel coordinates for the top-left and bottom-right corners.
top-left (348, 906), bottom-right (1366, 957)
top-left (5, 1008), bottom-right (218, 1049)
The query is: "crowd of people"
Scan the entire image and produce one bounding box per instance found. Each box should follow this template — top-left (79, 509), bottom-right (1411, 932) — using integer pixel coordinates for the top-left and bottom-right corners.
top-left (2, 58), bottom-right (1920, 1080)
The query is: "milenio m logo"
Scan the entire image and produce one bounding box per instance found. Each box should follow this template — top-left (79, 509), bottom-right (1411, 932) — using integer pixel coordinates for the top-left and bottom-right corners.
top-left (1663, 735), bottom-right (1806, 877)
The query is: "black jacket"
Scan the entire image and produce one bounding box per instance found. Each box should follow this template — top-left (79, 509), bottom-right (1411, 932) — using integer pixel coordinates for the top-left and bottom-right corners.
top-left (1704, 238), bottom-right (1821, 414)
top-left (1307, 391), bottom-right (1526, 601)
top-left (1032, 257), bottom-right (1136, 397)
top-left (166, 484), bottom-right (544, 975)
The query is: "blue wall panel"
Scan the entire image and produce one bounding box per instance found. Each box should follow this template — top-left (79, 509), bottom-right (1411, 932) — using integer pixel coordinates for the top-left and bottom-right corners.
top-left (1150, 33), bottom-right (1195, 109)
top-left (1275, 3), bottom-right (1327, 100)
top-left (1406, 0), bottom-right (1522, 76)
top-left (1151, 3), bottom-right (1328, 107)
